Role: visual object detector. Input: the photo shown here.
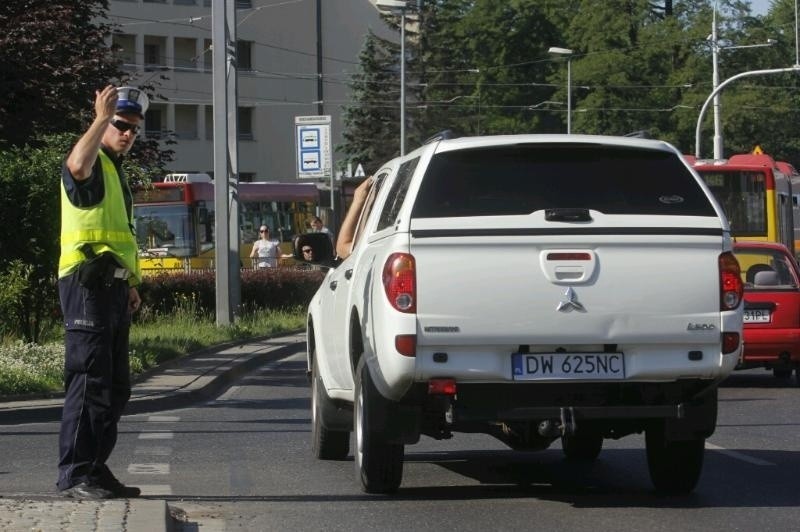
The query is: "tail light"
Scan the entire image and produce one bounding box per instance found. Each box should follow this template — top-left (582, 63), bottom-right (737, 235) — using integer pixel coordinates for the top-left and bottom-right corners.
top-left (719, 252), bottom-right (743, 310)
top-left (428, 378), bottom-right (457, 396)
top-left (383, 253), bottom-right (416, 313)
top-left (722, 332), bottom-right (740, 354)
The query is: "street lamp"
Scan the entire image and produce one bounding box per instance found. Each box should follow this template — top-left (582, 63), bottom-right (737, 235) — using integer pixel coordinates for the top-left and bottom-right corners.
top-left (376, 0), bottom-right (409, 156)
top-left (548, 47), bottom-right (574, 134)
top-left (709, 2), bottom-right (776, 159)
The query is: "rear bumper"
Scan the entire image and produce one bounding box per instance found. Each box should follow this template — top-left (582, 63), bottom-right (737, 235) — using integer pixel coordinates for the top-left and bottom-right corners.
top-left (742, 328), bottom-right (800, 363)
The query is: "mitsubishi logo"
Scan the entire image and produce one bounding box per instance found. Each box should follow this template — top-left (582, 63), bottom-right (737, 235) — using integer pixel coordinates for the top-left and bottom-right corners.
top-left (557, 287), bottom-right (586, 313)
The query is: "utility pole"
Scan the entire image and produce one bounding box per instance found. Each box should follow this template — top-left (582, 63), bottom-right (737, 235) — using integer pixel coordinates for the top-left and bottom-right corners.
top-left (212, 0), bottom-right (241, 326)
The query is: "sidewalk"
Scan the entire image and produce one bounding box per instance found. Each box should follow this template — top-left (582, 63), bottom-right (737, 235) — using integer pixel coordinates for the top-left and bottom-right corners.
top-left (0, 331), bottom-right (306, 532)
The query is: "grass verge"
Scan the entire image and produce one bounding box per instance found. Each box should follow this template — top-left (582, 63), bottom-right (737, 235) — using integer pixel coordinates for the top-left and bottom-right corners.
top-left (0, 306), bottom-right (306, 397)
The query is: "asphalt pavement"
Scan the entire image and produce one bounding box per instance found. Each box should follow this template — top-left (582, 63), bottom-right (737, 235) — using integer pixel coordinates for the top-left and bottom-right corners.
top-left (0, 331), bottom-right (306, 532)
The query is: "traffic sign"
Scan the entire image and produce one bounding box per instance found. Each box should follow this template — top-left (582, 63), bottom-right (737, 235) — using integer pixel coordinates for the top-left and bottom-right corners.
top-left (295, 115), bottom-right (332, 179)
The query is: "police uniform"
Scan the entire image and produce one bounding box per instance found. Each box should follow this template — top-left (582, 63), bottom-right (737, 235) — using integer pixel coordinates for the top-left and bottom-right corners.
top-left (56, 88), bottom-right (145, 495)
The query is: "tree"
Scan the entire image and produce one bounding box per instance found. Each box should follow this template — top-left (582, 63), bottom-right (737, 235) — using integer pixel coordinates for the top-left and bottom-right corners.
top-left (0, 134), bottom-right (72, 342)
top-left (0, 1), bottom-right (119, 147)
top-left (338, 31), bottom-right (403, 173)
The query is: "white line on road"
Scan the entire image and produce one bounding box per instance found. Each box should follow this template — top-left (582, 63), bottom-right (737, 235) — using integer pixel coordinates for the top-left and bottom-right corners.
top-left (138, 431), bottom-right (174, 440)
top-left (147, 415), bottom-right (180, 422)
top-left (705, 442), bottom-right (775, 466)
top-left (128, 463), bottom-right (171, 475)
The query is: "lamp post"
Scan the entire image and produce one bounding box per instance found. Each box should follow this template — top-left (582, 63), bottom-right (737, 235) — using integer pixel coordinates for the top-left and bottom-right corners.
top-left (548, 47), bottom-right (574, 134)
top-left (709, 2), bottom-right (776, 159)
top-left (376, 0), bottom-right (409, 156)
top-left (695, 66), bottom-right (800, 158)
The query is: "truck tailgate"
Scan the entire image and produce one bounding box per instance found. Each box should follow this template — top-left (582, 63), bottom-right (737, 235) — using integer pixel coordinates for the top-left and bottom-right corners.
top-left (410, 215), bottom-right (724, 347)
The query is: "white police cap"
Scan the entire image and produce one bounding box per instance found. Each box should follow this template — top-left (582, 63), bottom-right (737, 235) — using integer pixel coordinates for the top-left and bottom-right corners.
top-left (116, 86), bottom-right (149, 118)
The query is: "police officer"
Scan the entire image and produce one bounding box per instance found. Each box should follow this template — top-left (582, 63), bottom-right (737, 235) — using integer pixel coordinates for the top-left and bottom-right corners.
top-left (56, 85), bottom-right (147, 499)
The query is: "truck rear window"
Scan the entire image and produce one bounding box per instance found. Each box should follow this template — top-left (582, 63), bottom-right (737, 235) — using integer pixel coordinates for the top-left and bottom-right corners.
top-left (411, 144), bottom-right (716, 218)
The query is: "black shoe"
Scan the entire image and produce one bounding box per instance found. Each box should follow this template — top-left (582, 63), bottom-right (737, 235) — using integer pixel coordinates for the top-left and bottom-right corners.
top-left (98, 475), bottom-right (141, 498)
top-left (61, 482), bottom-right (114, 500)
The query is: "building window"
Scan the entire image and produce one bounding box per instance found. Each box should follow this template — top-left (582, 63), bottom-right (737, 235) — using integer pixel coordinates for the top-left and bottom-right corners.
top-left (143, 0), bottom-right (167, 3)
top-left (174, 0), bottom-right (196, 5)
top-left (174, 105), bottom-right (198, 140)
top-left (236, 40), bottom-right (252, 71)
top-left (174, 37), bottom-right (198, 71)
top-left (144, 36), bottom-right (167, 71)
top-left (236, 1), bottom-right (253, 8)
top-left (238, 107), bottom-right (253, 140)
top-left (145, 105), bottom-right (165, 139)
top-left (239, 172), bottom-right (256, 182)
top-left (112, 33), bottom-right (137, 70)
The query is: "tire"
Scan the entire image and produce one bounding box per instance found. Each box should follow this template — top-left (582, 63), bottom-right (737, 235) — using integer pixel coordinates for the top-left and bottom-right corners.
top-left (645, 425), bottom-right (705, 494)
top-left (795, 367), bottom-right (800, 387)
top-left (311, 358), bottom-right (350, 460)
top-left (561, 433), bottom-right (603, 462)
top-left (355, 358), bottom-right (403, 494)
top-left (773, 367), bottom-right (792, 380)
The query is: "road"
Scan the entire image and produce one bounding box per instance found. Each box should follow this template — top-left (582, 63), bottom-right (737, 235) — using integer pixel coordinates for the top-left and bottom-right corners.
top-left (1, 353), bottom-right (798, 531)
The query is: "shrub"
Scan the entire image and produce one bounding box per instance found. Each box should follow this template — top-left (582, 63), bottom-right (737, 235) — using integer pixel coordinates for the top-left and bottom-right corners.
top-left (136, 268), bottom-right (324, 319)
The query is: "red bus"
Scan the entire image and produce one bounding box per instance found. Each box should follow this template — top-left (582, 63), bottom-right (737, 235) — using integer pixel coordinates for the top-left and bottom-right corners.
top-left (133, 174), bottom-right (320, 273)
top-left (686, 153), bottom-right (796, 256)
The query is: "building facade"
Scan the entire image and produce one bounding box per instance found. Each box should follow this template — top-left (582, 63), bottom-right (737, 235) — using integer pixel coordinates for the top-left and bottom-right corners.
top-left (107, 0), bottom-right (391, 182)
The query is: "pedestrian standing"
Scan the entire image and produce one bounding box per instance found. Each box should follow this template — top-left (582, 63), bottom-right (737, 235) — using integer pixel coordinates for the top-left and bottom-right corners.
top-left (250, 225), bottom-right (280, 268)
top-left (56, 85), bottom-right (147, 499)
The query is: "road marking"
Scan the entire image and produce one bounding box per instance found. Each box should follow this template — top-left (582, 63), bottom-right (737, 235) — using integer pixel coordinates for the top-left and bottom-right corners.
top-left (148, 415), bottom-right (180, 422)
top-left (128, 463), bottom-right (171, 474)
top-left (705, 442), bottom-right (775, 466)
top-left (134, 445), bottom-right (173, 456)
top-left (138, 431), bottom-right (174, 440)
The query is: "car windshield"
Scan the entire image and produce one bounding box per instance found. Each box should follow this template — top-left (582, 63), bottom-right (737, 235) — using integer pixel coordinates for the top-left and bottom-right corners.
top-left (735, 248), bottom-right (799, 290)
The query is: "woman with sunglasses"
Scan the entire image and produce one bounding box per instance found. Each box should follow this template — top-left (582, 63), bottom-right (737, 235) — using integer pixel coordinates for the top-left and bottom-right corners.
top-left (250, 225), bottom-right (280, 268)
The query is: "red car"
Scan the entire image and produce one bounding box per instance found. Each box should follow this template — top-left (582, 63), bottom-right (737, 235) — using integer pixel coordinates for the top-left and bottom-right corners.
top-left (733, 242), bottom-right (800, 383)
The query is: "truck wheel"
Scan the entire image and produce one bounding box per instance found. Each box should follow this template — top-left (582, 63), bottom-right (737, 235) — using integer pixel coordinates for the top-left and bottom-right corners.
top-left (561, 433), bottom-right (603, 462)
top-left (355, 358), bottom-right (403, 494)
top-left (311, 358), bottom-right (350, 460)
top-left (645, 425), bottom-right (704, 494)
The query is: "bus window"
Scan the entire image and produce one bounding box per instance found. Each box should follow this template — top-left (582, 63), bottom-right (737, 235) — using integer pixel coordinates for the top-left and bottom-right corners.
top-left (135, 204), bottom-right (195, 257)
top-left (701, 170), bottom-right (767, 236)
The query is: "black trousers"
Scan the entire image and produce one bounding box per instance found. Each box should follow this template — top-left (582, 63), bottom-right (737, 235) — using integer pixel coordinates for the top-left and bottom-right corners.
top-left (56, 271), bottom-right (131, 491)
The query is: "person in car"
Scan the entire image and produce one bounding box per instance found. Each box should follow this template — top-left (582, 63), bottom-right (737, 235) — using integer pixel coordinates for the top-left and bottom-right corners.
top-left (336, 176), bottom-right (374, 259)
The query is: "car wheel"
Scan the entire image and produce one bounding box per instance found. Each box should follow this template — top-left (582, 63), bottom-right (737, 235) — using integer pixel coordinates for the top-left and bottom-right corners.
top-left (645, 424), bottom-right (704, 494)
top-left (355, 357), bottom-right (403, 494)
top-left (773, 367), bottom-right (792, 380)
top-left (311, 357), bottom-right (350, 460)
top-left (795, 367), bottom-right (800, 387)
top-left (561, 432), bottom-right (603, 462)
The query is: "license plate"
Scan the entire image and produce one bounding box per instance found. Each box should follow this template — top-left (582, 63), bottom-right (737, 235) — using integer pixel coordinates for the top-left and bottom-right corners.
top-left (512, 353), bottom-right (625, 381)
top-left (744, 309), bottom-right (771, 323)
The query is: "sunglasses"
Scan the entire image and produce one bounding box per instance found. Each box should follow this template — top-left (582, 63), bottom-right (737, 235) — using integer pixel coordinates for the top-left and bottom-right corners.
top-left (302, 248), bottom-right (313, 253)
top-left (110, 118), bottom-right (141, 135)
top-left (260, 229), bottom-right (269, 233)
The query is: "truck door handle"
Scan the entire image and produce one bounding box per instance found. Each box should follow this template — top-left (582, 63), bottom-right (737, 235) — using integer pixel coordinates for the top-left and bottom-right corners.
top-left (345, 269), bottom-right (353, 280)
top-left (329, 280), bottom-right (338, 290)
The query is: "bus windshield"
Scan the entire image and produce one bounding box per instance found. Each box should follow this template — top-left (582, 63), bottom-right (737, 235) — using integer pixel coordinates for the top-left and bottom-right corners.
top-left (135, 205), bottom-right (196, 257)
top-left (699, 170), bottom-right (767, 235)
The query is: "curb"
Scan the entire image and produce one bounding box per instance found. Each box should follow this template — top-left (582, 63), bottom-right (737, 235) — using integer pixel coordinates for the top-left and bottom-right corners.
top-left (0, 332), bottom-right (306, 425)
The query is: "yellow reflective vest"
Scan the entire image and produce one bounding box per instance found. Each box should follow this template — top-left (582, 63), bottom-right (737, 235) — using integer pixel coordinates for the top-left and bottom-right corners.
top-left (58, 150), bottom-right (141, 285)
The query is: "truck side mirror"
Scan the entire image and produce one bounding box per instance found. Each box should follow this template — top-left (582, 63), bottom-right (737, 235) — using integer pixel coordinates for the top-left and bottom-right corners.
top-left (293, 232), bottom-right (335, 265)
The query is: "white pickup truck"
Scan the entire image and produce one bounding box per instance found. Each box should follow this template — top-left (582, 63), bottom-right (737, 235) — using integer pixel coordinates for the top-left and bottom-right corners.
top-left (303, 134), bottom-right (743, 495)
